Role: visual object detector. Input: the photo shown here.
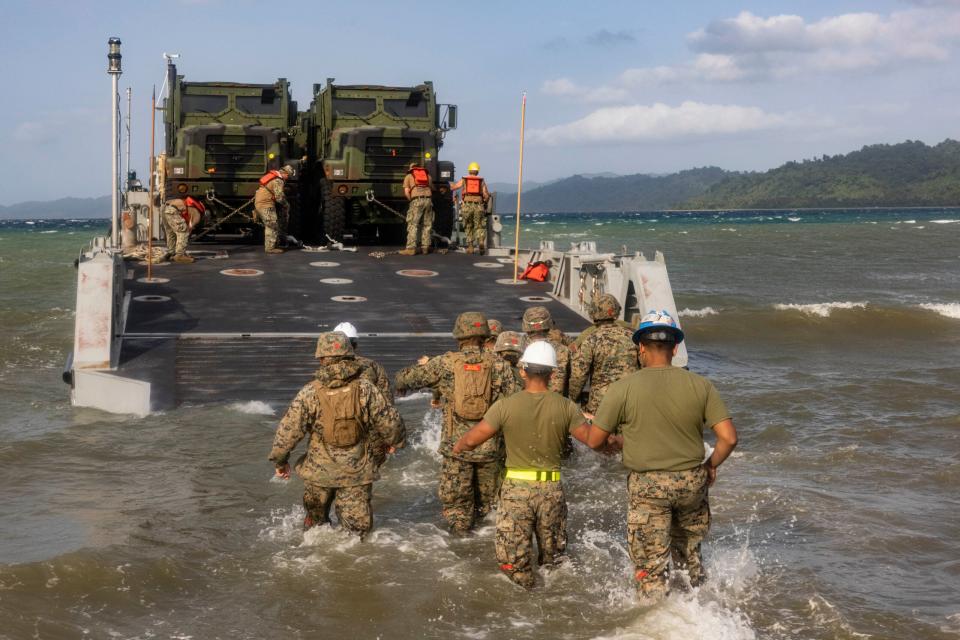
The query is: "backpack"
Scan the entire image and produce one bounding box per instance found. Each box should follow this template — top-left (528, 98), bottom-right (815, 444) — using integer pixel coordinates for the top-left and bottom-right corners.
top-left (451, 353), bottom-right (493, 420)
top-left (316, 380), bottom-right (364, 448)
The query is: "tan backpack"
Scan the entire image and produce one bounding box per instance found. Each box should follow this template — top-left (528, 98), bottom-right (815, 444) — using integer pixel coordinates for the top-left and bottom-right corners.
top-left (315, 380), bottom-right (364, 447)
top-left (451, 353), bottom-right (493, 421)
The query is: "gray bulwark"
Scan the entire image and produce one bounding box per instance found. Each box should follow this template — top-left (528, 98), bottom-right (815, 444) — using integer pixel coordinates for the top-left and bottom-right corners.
top-left (120, 246), bottom-right (588, 408)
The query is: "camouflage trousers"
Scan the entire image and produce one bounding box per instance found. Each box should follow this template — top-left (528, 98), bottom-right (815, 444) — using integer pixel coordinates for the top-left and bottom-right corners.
top-left (495, 477), bottom-right (567, 588)
top-left (303, 482), bottom-right (373, 537)
top-left (627, 467), bottom-right (710, 602)
top-left (460, 200), bottom-right (487, 247)
top-left (405, 197), bottom-right (434, 251)
top-left (439, 455), bottom-right (502, 534)
top-left (258, 205), bottom-right (288, 251)
top-left (162, 206), bottom-right (189, 256)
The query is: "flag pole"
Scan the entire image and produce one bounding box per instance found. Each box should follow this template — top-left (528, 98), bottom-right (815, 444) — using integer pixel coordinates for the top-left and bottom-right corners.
top-left (147, 85), bottom-right (156, 280)
top-left (512, 92), bottom-right (527, 283)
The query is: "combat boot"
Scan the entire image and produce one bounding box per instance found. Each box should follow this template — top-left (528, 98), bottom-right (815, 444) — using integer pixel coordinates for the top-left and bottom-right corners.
top-left (478, 244), bottom-right (486, 255)
top-left (398, 248), bottom-right (417, 256)
top-left (266, 247), bottom-right (284, 254)
top-left (172, 254), bottom-right (196, 264)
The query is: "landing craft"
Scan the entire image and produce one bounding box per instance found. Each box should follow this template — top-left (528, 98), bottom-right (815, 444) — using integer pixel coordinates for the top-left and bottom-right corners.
top-left (65, 40), bottom-right (687, 415)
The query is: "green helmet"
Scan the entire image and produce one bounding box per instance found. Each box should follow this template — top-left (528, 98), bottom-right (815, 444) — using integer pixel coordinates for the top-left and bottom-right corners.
top-left (522, 306), bottom-right (552, 333)
top-left (487, 319), bottom-right (503, 338)
top-left (590, 293), bottom-right (622, 321)
top-left (453, 311), bottom-right (491, 339)
top-left (494, 331), bottom-right (527, 354)
top-left (314, 331), bottom-right (355, 358)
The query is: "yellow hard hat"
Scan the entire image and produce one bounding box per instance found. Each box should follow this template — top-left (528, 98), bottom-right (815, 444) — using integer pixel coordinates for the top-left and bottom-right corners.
top-left (467, 162), bottom-right (480, 173)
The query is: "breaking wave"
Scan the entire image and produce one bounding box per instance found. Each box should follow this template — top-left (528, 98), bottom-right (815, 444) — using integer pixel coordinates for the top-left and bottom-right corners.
top-left (920, 302), bottom-right (960, 320)
top-left (678, 307), bottom-right (719, 318)
top-left (773, 301), bottom-right (868, 317)
top-left (228, 400), bottom-right (275, 415)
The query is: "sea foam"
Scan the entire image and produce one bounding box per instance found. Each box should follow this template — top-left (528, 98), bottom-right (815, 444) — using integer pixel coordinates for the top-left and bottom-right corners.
top-left (229, 400), bottom-right (275, 415)
top-left (920, 302), bottom-right (960, 319)
top-left (773, 301), bottom-right (868, 317)
top-left (678, 307), bottom-right (719, 318)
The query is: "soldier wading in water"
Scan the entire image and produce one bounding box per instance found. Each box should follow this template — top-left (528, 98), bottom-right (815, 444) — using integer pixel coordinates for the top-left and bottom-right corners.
top-left (580, 310), bottom-right (738, 603)
top-left (395, 312), bottom-right (519, 535)
top-left (454, 342), bottom-right (597, 588)
top-left (269, 332), bottom-right (405, 538)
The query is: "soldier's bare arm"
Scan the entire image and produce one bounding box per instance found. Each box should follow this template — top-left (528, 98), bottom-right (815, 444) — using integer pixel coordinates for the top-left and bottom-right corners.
top-left (705, 419), bottom-right (738, 486)
top-left (453, 419), bottom-right (498, 454)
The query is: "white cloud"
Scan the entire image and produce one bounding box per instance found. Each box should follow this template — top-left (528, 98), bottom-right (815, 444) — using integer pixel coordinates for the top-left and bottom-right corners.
top-left (541, 77), bottom-right (631, 103)
top-left (12, 121), bottom-right (56, 144)
top-left (527, 101), bottom-right (820, 145)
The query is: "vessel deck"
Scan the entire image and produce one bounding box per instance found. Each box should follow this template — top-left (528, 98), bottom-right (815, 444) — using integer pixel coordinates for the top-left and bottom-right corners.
top-left (117, 245), bottom-right (588, 408)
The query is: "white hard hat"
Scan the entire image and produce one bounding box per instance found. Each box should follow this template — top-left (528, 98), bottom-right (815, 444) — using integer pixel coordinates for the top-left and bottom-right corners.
top-left (519, 341), bottom-right (557, 369)
top-left (333, 322), bottom-right (359, 340)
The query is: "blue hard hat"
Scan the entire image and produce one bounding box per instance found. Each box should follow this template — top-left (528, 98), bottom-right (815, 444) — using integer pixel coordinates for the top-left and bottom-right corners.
top-left (632, 309), bottom-right (684, 344)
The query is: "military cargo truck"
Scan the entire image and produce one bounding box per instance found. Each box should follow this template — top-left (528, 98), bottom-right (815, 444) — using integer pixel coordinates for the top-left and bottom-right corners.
top-left (302, 80), bottom-right (458, 242)
top-left (162, 62), bottom-right (305, 236)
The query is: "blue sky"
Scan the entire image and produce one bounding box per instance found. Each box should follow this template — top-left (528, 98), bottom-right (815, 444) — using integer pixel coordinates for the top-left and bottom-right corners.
top-left (2, 0), bottom-right (959, 203)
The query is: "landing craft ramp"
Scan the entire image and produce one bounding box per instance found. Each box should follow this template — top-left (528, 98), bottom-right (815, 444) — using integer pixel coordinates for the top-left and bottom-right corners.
top-left (115, 247), bottom-right (590, 409)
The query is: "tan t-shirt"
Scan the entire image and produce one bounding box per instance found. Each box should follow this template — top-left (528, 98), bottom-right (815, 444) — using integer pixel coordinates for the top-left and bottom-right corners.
top-left (483, 390), bottom-right (584, 471)
top-left (593, 366), bottom-right (730, 472)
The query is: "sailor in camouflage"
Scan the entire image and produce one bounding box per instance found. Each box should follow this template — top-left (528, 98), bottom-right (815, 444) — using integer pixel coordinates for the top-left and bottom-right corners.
top-left (484, 318), bottom-right (503, 351)
top-left (399, 162), bottom-right (434, 255)
top-left (161, 197), bottom-right (203, 263)
top-left (449, 162), bottom-right (491, 254)
top-left (568, 294), bottom-right (639, 413)
top-left (454, 342), bottom-right (593, 587)
top-left (255, 165), bottom-right (292, 254)
top-left (334, 321), bottom-right (392, 401)
top-left (269, 332), bottom-right (405, 538)
top-left (523, 307), bottom-right (571, 396)
top-left (395, 312), bottom-right (520, 534)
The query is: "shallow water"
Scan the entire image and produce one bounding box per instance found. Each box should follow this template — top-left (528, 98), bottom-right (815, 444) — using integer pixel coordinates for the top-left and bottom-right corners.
top-left (0, 212), bottom-right (958, 639)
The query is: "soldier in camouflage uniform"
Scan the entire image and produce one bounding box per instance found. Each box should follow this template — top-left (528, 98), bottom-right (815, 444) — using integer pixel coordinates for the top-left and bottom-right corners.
top-left (269, 332), bottom-right (405, 538)
top-left (334, 321), bottom-right (392, 401)
top-left (161, 196), bottom-right (204, 264)
top-left (449, 162), bottom-right (490, 254)
top-left (493, 331), bottom-right (526, 389)
top-left (399, 162), bottom-right (434, 255)
top-left (548, 321), bottom-right (576, 350)
top-left (585, 311), bottom-right (739, 603)
top-left (522, 307), bottom-right (571, 396)
top-left (395, 312), bottom-right (519, 534)
top-left (484, 318), bottom-right (503, 352)
top-left (568, 294), bottom-right (639, 413)
top-left (254, 165), bottom-right (293, 254)
top-left (454, 341), bottom-right (592, 587)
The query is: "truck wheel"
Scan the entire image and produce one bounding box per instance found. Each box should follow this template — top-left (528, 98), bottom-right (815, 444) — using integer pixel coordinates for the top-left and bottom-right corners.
top-left (433, 193), bottom-right (454, 243)
top-left (322, 183), bottom-right (346, 242)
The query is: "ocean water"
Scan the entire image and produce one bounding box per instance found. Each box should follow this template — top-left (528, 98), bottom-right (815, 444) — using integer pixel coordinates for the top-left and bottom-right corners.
top-left (0, 211), bottom-right (958, 639)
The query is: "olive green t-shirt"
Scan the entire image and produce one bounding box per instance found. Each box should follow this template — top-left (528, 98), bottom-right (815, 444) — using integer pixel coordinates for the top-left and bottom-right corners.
top-left (483, 391), bottom-right (584, 471)
top-left (593, 366), bottom-right (730, 472)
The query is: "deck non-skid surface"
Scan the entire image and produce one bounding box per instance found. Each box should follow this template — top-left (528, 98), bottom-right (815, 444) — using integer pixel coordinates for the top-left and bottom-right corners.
top-left (119, 245), bottom-right (588, 407)
top-left (124, 245), bottom-right (585, 335)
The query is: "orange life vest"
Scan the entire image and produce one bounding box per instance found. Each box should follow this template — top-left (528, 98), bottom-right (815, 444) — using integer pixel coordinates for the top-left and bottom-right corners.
top-left (184, 196), bottom-right (205, 215)
top-left (410, 166), bottom-right (430, 187)
top-left (259, 170), bottom-right (284, 187)
top-left (520, 261), bottom-right (550, 282)
top-left (463, 175), bottom-right (484, 197)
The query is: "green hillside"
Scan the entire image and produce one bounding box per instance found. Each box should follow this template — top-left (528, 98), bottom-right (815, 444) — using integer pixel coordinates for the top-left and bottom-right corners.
top-left (684, 139), bottom-right (960, 209)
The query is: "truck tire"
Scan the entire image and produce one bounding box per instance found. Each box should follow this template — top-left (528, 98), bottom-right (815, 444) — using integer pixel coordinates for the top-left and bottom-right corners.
top-left (321, 182), bottom-right (346, 242)
top-left (433, 193), bottom-right (454, 244)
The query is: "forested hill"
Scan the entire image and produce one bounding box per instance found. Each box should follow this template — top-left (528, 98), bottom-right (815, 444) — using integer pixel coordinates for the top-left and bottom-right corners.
top-left (494, 167), bottom-right (729, 213)
top-left (684, 140), bottom-right (960, 209)
top-left (0, 196), bottom-right (110, 220)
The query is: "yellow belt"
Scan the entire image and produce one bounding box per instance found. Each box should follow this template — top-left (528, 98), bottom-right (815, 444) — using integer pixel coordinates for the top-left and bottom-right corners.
top-left (505, 469), bottom-right (561, 482)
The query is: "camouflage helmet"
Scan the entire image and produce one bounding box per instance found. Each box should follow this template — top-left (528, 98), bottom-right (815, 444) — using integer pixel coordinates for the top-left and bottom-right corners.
top-left (314, 331), bottom-right (355, 358)
top-left (280, 164), bottom-right (294, 177)
top-left (453, 311), bottom-right (491, 339)
top-left (590, 293), bottom-right (622, 321)
top-left (522, 306), bottom-right (553, 333)
top-left (487, 319), bottom-right (503, 338)
top-left (494, 331), bottom-right (527, 354)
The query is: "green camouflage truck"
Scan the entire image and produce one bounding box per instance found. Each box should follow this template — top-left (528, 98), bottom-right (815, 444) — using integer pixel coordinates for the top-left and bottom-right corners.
top-left (302, 80), bottom-right (458, 242)
top-left (162, 62), bottom-right (305, 236)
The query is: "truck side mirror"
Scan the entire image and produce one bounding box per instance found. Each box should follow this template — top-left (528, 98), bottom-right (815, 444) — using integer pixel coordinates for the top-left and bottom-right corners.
top-left (446, 105), bottom-right (458, 130)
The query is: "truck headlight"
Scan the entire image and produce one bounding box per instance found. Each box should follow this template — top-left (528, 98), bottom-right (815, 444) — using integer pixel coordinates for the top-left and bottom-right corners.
top-left (440, 171), bottom-right (451, 178)
top-left (333, 169), bottom-right (345, 177)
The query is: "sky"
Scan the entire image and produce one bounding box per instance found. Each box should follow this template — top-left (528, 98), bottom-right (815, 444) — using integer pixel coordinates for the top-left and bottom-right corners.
top-left (2, 0), bottom-right (960, 204)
